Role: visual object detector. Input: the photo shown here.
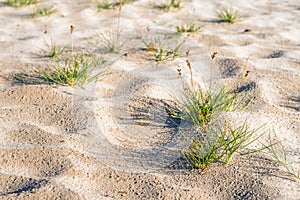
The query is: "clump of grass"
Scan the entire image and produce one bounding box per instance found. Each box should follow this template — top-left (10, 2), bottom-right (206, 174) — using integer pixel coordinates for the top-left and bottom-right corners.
top-left (172, 56), bottom-right (253, 126)
top-left (98, 30), bottom-right (125, 53)
top-left (176, 23), bottom-right (202, 34)
top-left (153, 37), bottom-right (186, 61)
top-left (170, 52), bottom-right (258, 170)
top-left (7, 0), bottom-right (38, 7)
top-left (154, 45), bottom-right (181, 62)
top-left (217, 7), bottom-right (238, 23)
top-left (97, 0), bottom-right (134, 10)
top-left (31, 5), bottom-right (56, 17)
top-left (157, 0), bottom-right (181, 10)
top-left (184, 122), bottom-right (265, 170)
top-left (263, 137), bottom-right (300, 180)
top-left (42, 55), bottom-right (103, 87)
top-left (173, 86), bottom-right (252, 127)
top-left (139, 28), bottom-right (186, 61)
top-left (41, 38), bottom-right (65, 58)
top-left (138, 27), bottom-right (163, 52)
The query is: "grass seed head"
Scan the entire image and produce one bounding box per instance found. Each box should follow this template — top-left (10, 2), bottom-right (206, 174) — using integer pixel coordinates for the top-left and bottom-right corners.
top-left (70, 25), bottom-right (75, 34)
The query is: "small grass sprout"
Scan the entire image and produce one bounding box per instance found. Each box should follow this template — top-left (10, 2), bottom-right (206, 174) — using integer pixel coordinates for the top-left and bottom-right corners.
top-left (7, 0), bottom-right (38, 7)
top-left (42, 55), bottom-right (103, 87)
top-left (41, 38), bottom-right (65, 58)
top-left (184, 122), bottom-right (266, 170)
top-left (31, 5), bottom-right (56, 17)
top-left (217, 7), bottom-right (238, 23)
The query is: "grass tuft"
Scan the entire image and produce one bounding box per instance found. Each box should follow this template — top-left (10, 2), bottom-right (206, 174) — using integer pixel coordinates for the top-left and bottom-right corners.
top-left (31, 5), bottom-right (56, 17)
top-left (171, 86), bottom-right (253, 127)
top-left (42, 55), bottom-right (104, 87)
top-left (184, 122), bottom-right (265, 170)
top-left (169, 54), bottom-right (260, 171)
top-left (98, 30), bottom-right (125, 53)
top-left (157, 0), bottom-right (181, 10)
top-left (97, 0), bottom-right (135, 10)
top-left (263, 136), bottom-right (300, 180)
top-left (139, 29), bottom-right (186, 61)
top-left (41, 38), bottom-right (65, 58)
top-left (217, 7), bottom-right (238, 23)
top-left (176, 24), bottom-right (202, 34)
top-left (7, 0), bottom-right (38, 7)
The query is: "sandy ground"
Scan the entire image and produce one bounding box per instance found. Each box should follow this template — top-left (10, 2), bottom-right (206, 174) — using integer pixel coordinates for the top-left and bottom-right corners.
top-left (0, 0), bottom-right (300, 199)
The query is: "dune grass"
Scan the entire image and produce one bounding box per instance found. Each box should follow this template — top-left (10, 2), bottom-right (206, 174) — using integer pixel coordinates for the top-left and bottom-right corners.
top-left (98, 30), bottom-right (125, 53)
top-left (157, 0), bottom-right (181, 10)
top-left (173, 86), bottom-right (252, 127)
top-left (7, 0), bottom-right (38, 7)
top-left (184, 122), bottom-right (265, 170)
top-left (31, 5), bottom-right (56, 17)
top-left (41, 38), bottom-right (65, 58)
top-left (262, 137), bottom-right (300, 180)
top-left (217, 7), bottom-right (238, 23)
top-left (41, 55), bottom-right (103, 87)
top-left (169, 53), bottom-right (264, 170)
top-left (97, 0), bottom-right (135, 10)
top-left (176, 24), bottom-right (202, 34)
top-left (139, 29), bottom-right (186, 61)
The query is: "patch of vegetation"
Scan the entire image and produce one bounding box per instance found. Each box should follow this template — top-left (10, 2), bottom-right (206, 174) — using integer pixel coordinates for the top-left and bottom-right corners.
top-left (7, 0), bottom-right (38, 7)
top-left (176, 24), bottom-right (202, 34)
top-left (98, 30), bottom-right (125, 53)
top-left (31, 5), bottom-right (56, 17)
top-left (170, 52), bottom-right (261, 171)
top-left (263, 137), bottom-right (300, 180)
top-left (97, 0), bottom-right (135, 10)
top-left (172, 86), bottom-right (252, 127)
top-left (41, 38), bottom-right (65, 58)
top-left (171, 53), bottom-right (299, 182)
top-left (217, 7), bottom-right (238, 23)
top-left (13, 55), bottom-right (104, 87)
top-left (139, 29), bottom-right (186, 61)
top-left (157, 0), bottom-right (181, 10)
top-left (42, 55), bottom-right (103, 87)
top-left (154, 46), bottom-right (180, 62)
top-left (184, 122), bottom-right (265, 170)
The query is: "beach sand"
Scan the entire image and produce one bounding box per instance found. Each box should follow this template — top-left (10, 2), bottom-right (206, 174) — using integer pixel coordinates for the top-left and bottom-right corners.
top-left (0, 0), bottom-right (299, 199)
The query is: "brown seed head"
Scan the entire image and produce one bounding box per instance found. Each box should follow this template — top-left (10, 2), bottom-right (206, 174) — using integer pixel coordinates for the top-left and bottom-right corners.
top-left (205, 97), bottom-right (209, 104)
top-left (70, 25), bottom-right (75, 34)
top-left (186, 50), bottom-right (190, 57)
top-left (186, 59), bottom-right (191, 69)
top-left (211, 51), bottom-right (217, 60)
top-left (177, 68), bottom-right (182, 76)
top-left (244, 70), bottom-right (250, 78)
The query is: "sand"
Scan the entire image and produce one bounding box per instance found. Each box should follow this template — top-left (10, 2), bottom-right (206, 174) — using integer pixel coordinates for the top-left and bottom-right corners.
top-left (0, 0), bottom-right (299, 199)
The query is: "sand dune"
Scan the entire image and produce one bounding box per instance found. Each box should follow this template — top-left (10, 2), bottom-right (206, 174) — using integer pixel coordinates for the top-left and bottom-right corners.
top-left (0, 0), bottom-right (299, 199)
